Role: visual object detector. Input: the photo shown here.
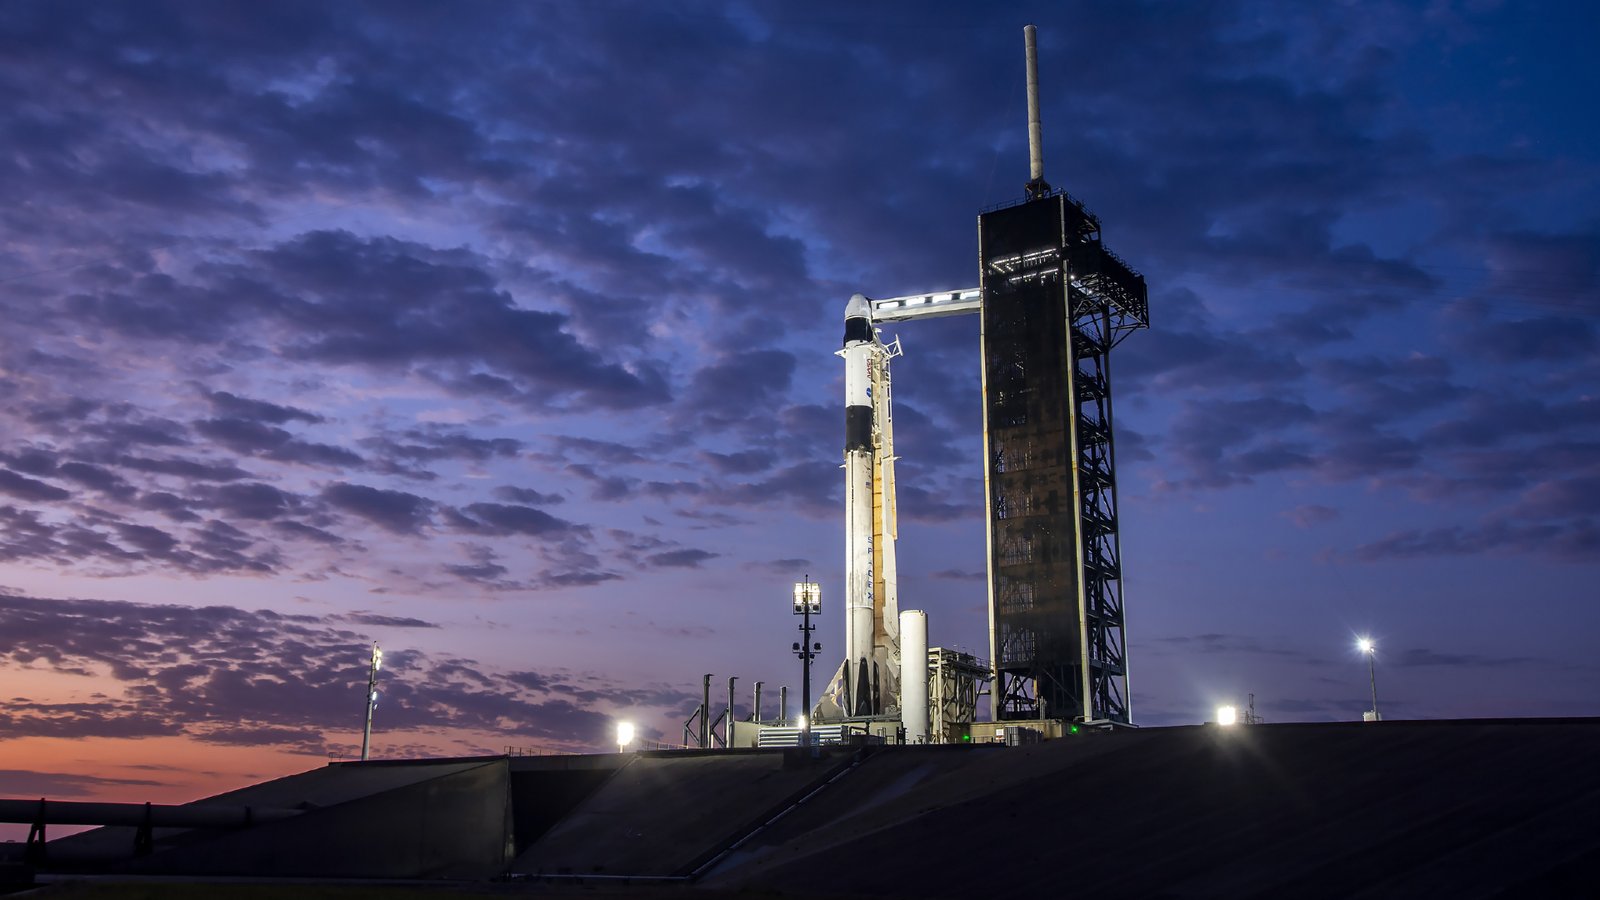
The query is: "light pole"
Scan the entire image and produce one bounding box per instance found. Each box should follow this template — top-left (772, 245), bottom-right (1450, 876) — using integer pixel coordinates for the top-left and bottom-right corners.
top-left (360, 642), bottom-right (382, 761)
top-left (793, 577), bottom-right (821, 748)
top-left (1357, 637), bottom-right (1379, 722)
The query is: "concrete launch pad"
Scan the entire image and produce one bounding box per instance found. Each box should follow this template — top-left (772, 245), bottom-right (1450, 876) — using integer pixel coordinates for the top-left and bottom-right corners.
top-left (7, 718), bottom-right (1598, 897)
top-left (509, 751), bottom-right (853, 877)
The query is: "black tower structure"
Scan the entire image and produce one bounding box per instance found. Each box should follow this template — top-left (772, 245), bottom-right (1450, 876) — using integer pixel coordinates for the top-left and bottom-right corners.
top-left (839, 26), bottom-right (1148, 729)
top-left (979, 187), bottom-right (1148, 725)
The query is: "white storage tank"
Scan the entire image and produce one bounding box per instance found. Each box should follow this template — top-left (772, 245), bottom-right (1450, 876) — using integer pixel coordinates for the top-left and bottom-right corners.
top-left (899, 610), bottom-right (929, 743)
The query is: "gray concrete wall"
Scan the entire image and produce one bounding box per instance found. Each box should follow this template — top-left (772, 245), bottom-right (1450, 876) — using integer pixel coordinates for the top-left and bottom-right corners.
top-left (126, 759), bottom-right (513, 879)
top-left (512, 749), bottom-right (854, 877)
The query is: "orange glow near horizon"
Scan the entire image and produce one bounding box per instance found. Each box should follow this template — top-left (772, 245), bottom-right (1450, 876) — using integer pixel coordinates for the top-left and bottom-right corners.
top-left (0, 724), bottom-right (566, 843)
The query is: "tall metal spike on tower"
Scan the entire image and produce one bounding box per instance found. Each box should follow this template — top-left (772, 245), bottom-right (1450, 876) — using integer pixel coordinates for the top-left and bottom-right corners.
top-left (1023, 23), bottom-right (1050, 198)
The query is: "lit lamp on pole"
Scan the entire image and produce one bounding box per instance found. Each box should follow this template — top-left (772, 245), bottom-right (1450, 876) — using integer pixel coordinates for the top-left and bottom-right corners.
top-left (360, 642), bottom-right (383, 761)
top-left (1357, 637), bottom-right (1380, 722)
top-left (792, 577), bottom-right (821, 748)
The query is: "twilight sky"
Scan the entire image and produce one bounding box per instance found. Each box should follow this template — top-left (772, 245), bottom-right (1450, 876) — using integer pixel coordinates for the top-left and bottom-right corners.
top-left (2, 0), bottom-right (1597, 810)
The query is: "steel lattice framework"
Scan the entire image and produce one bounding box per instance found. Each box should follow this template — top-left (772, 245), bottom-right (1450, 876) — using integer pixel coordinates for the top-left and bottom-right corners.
top-left (979, 189), bottom-right (1147, 725)
top-left (843, 28), bottom-right (1148, 731)
top-left (928, 647), bottom-right (991, 743)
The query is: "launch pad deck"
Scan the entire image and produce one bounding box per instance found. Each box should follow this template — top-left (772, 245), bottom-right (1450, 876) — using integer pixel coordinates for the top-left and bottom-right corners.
top-left (11, 718), bottom-right (1598, 898)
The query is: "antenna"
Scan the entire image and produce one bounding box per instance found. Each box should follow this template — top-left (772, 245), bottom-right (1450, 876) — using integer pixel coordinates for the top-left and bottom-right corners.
top-left (1024, 24), bottom-right (1051, 198)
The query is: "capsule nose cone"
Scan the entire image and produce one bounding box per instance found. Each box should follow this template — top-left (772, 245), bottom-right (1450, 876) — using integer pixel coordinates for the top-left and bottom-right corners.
top-left (843, 294), bottom-right (874, 346)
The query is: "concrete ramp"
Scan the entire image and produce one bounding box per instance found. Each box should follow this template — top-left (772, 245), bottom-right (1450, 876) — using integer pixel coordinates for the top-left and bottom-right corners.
top-left (45, 758), bottom-right (516, 878)
top-left (713, 720), bottom-right (1600, 899)
top-left (47, 757), bottom-right (501, 865)
top-left (20, 719), bottom-right (1597, 893)
top-left (511, 749), bottom-right (851, 877)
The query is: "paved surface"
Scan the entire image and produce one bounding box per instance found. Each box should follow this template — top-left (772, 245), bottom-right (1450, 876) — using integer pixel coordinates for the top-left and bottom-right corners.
top-left (708, 719), bottom-right (1600, 898)
top-left (511, 750), bottom-right (852, 877)
top-left (17, 719), bottom-right (1598, 896)
top-left (46, 759), bottom-right (503, 864)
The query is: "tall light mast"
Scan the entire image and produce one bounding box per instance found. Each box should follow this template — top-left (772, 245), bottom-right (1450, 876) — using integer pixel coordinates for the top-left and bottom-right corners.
top-left (360, 642), bottom-right (382, 761)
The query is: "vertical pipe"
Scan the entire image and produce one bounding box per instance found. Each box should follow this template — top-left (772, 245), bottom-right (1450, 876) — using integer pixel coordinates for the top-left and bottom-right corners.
top-left (780, 685), bottom-right (788, 726)
top-left (1024, 24), bottom-right (1044, 187)
top-left (727, 676), bottom-right (737, 747)
top-left (701, 674), bottom-right (712, 748)
top-left (753, 681), bottom-right (763, 725)
top-left (900, 611), bottom-right (929, 743)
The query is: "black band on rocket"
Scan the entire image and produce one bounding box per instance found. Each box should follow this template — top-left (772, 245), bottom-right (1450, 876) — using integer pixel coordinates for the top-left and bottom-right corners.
top-left (843, 316), bottom-right (873, 346)
top-left (846, 405), bottom-right (872, 452)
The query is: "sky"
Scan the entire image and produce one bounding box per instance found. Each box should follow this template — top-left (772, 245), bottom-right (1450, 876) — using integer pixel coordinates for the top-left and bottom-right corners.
top-left (1, 0), bottom-right (1597, 814)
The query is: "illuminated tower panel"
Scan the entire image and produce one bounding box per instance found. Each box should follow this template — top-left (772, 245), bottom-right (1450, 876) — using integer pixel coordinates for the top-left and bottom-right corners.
top-left (980, 190), bottom-right (1147, 724)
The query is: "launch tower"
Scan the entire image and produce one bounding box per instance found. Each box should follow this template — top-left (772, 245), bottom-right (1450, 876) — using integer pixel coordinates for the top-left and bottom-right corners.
top-left (825, 25), bottom-right (1147, 731)
top-left (979, 188), bottom-right (1146, 725)
top-left (981, 25), bottom-right (1147, 724)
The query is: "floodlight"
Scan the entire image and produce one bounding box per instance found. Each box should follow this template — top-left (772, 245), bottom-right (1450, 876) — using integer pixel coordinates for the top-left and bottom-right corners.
top-left (795, 715), bottom-right (806, 730)
top-left (616, 721), bottom-right (635, 751)
top-left (1357, 637), bottom-right (1374, 655)
top-left (792, 580), bottom-right (821, 614)
top-left (1216, 705), bottom-right (1238, 726)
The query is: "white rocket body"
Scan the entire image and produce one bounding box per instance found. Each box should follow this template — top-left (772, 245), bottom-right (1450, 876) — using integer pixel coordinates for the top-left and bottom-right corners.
top-left (829, 293), bottom-right (901, 719)
top-left (843, 294), bottom-right (876, 715)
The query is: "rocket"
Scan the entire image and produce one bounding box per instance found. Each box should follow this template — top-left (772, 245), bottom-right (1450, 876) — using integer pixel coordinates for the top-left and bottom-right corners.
top-left (843, 293), bottom-right (876, 716)
top-left (826, 293), bottom-right (901, 718)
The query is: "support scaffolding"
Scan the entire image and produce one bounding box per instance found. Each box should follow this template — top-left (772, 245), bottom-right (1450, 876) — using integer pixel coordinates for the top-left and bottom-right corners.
top-left (980, 189), bottom-right (1146, 725)
top-left (928, 648), bottom-right (990, 744)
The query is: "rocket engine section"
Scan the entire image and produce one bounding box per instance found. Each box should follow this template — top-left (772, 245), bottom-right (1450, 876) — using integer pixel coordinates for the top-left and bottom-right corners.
top-left (825, 293), bottom-right (902, 718)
